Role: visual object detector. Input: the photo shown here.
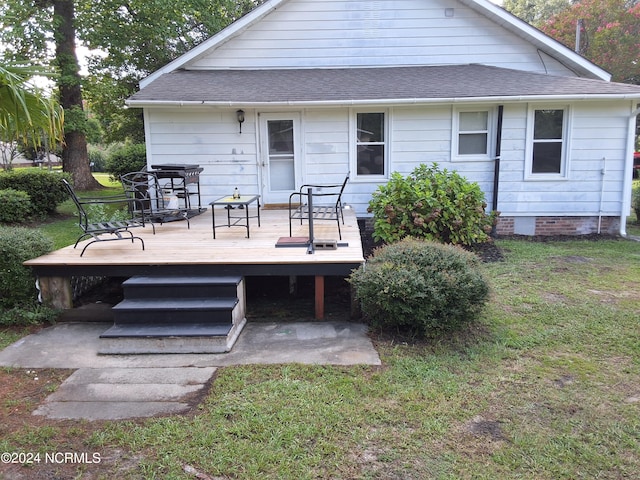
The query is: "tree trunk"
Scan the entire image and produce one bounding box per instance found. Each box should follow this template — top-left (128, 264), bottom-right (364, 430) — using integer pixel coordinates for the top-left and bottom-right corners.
top-left (53, 0), bottom-right (100, 190)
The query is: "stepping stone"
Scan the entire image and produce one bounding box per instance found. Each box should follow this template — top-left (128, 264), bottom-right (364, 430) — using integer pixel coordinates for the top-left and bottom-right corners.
top-left (32, 366), bottom-right (216, 420)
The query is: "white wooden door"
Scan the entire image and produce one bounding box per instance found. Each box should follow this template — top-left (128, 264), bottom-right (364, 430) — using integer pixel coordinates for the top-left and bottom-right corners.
top-left (259, 113), bottom-right (301, 205)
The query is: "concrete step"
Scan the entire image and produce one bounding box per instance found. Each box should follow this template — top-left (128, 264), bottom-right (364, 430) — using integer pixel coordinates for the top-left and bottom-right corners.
top-left (99, 317), bottom-right (247, 354)
top-left (32, 367), bottom-right (217, 420)
top-left (122, 275), bottom-right (242, 299)
top-left (112, 297), bottom-right (239, 324)
top-left (100, 322), bottom-right (233, 338)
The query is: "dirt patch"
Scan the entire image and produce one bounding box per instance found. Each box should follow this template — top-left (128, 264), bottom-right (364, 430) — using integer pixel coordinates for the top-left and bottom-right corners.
top-left (462, 415), bottom-right (507, 442)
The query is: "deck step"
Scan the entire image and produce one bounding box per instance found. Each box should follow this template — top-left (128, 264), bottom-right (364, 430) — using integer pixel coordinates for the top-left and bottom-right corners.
top-left (122, 275), bottom-right (243, 299)
top-left (103, 274), bottom-right (247, 354)
top-left (112, 298), bottom-right (239, 324)
top-left (99, 318), bottom-right (247, 354)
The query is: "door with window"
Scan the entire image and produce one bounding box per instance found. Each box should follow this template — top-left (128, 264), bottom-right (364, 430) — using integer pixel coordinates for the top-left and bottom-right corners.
top-left (259, 113), bottom-right (300, 205)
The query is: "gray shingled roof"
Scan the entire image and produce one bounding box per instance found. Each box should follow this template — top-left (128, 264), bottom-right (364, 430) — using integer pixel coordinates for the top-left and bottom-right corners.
top-left (128, 64), bottom-right (640, 105)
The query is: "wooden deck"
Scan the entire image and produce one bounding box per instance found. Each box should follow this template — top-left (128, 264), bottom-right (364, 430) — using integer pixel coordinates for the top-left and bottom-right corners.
top-left (25, 207), bottom-right (365, 315)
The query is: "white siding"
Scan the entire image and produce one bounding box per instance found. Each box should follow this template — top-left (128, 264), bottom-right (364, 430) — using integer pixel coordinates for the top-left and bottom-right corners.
top-left (144, 100), bottom-right (630, 218)
top-left (495, 102), bottom-right (628, 217)
top-left (145, 108), bottom-right (260, 203)
top-left (189, 0), bottom-right (573, 76)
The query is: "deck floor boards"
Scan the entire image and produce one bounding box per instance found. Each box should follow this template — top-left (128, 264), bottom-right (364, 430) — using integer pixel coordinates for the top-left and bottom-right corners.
top-left (25, 208), bottom-right (364, 273)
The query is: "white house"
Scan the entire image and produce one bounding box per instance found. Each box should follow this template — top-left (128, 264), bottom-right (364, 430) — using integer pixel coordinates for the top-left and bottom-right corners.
top-left (126, 0), bottom-right (640, 236)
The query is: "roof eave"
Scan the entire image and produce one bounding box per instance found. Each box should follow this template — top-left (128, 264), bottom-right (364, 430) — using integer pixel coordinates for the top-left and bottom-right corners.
top-left (126, 93), bottom-right (640, 108)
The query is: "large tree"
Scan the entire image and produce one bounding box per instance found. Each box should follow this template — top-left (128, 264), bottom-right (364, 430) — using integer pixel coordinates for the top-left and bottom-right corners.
top-left (2, 1), bottom-right (99, 189)
top-left (79, 0), bottom-right (264, 143)
top-left (1, 0), bottom-right (264, 186)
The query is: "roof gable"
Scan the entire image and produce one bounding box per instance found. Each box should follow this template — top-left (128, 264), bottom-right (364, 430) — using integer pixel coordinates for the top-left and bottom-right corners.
top-left (140, 0), bottom-right (611, 89)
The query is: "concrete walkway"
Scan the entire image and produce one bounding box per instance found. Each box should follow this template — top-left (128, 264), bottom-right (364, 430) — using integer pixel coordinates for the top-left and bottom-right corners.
top-left (32, 367), bottom-right (216, 420)
top-left (0, 321), bottom-right (380, 420)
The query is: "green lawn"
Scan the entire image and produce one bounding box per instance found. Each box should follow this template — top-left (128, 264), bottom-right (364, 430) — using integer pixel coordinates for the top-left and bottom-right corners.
top-left (38, 173), bottom-right (127, 249)
top-left (0, 236), bottom-right (638, 479)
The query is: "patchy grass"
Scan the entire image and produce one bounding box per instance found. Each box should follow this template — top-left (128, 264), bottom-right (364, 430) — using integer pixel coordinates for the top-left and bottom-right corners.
top-left (0, 238), bottom-right (639, 479)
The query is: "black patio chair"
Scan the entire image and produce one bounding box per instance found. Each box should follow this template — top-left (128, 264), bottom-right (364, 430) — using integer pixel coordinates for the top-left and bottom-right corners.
top-left (288, 173), bottom-right (349, 240)
top-left (62, 179), bottom-right (145, 257)
top-left (120, 171), bottom-right (191, 233)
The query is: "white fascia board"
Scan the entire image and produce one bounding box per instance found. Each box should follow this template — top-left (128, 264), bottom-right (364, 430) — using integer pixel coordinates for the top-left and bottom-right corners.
top-left (139, 0), bottom-right (288, 89)
top-left (126, 93), bottom-right (640, 108)
top-left (460, 0), bottom-right (612, 81)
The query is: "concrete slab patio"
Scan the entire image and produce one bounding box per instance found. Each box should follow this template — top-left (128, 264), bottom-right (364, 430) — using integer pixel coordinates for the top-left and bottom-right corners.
top-left (0, 321), bottom-right (380, 368)
top-left (0, 321), bottom-right (380, 420)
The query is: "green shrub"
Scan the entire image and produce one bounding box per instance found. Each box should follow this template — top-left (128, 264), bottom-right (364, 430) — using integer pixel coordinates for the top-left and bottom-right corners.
top-left (632, 181), bottom-right (640, 223)
top-left (88, 145), bottom-right (107, 172)
top-left (0, 304), bottom-right (59, 326)
top-left (0, 169), bottom-right (71, 217)
top-left (367, 163), bottom-right (498, 246)
top-left (0, 189), bottom-right (32, 224)
top-left (349, 237), bottom-right (490, 336)
top-left (105, 143), bottom-right (147, 181)
top-left (0, 226), bottom-right (54, 309)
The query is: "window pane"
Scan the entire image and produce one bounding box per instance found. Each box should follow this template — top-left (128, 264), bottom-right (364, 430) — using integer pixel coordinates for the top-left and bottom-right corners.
top-left (357, 145), bottom-right (384, 175)
top-left (534, 110), bottom-right (563, 139)
top-left (460, 111), bottom-right (488, 131)
top-left (270, 159), bottom-right (295, 190)
top-left (459, 133), bottom-right (488, 155)
top-left (268, 120), bottom-right (294, 154)
top-left (357, 113), bottom-right (384, 143)
top-left (532, 142), bottom-right (562, 173)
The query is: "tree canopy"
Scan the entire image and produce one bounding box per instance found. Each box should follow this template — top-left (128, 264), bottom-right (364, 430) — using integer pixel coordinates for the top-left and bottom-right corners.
top-left (503, 0), bottom-right (640, 84)
top-left (502, 0), bottom-right (571, 27)
top-left (539, 0), bottom-right (640, 84)
top-left (0, 0), bottom-right (265, 180)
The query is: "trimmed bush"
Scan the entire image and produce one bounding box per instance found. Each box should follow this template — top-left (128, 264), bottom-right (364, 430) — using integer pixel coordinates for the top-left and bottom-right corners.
top-left (349, 237), bottom-right (490, 336)
top-left (0, 226), bottom-right (54, 309)
top-left (367, 163), bottom-right (498, 246)
top-left (0, 169), bottom-right (71, 217)
top-left (105, 143), bottom-right (147, 181)
top-left (0, 189), bottom-right (32, 224)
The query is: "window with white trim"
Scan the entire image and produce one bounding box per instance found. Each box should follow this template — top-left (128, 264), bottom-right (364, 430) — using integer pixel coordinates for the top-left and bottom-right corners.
top-left (526, 107), bottom-right (569, 178)
top-left (453, 108), bottom-right (492, 159)
top-left (355, 112), bottom-right (386, 176)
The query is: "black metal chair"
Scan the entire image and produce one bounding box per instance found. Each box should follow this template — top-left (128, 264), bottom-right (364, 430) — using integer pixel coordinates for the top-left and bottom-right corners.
top-left (120, 171), bottom-right (191, 233)
top-left (62, 179), bottom-right (145, 257)
top-left (288, 174), bottom-right (349, 240)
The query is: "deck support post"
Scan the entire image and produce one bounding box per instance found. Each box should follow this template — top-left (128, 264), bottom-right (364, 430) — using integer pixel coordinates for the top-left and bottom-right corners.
top-left (315, 275), bottom-right (324, 320)
top-left (37, 276), bottom-right (73, 309)
top-left (350, 284), bottom-right (361, 319)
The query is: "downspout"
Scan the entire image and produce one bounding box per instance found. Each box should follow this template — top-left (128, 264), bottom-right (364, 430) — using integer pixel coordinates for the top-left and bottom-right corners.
top-left (620, 105), bottom-right (640, 237)
top-left (491, 105), bottom-right (504, 235)
top-left (598, 157), bottom-right (606, 234)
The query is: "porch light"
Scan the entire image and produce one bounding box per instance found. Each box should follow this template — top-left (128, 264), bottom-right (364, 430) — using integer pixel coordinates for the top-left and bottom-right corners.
top-left (236, 109), bottom-right (245, 134)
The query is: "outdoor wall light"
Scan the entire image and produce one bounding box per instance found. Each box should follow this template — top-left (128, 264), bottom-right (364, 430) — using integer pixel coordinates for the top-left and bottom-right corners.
top-left (236, 109), bottom-right (245, 134)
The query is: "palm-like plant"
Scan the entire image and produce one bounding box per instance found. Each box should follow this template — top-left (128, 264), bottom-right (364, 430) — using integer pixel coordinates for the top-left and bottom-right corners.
top-left (0, 63), bottom-right (64, 156)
